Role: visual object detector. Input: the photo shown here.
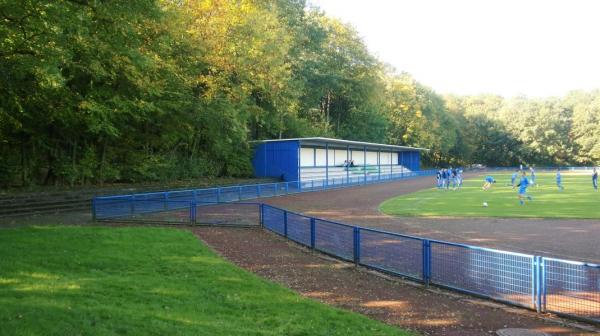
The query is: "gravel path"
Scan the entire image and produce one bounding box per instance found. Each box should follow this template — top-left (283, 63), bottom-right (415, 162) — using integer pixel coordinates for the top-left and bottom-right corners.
top-left (193, 227), bottom-right (593, 335)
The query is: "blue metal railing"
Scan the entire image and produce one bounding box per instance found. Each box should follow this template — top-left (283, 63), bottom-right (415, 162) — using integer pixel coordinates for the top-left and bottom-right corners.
top-left (93, 169), bottom-right (437, 221)
top-left (91, 168), bottom-right (599, 324)
top-left (90, 197), bottom-right (600, 323)
top-left (259, 203), bottom-right (600, 324)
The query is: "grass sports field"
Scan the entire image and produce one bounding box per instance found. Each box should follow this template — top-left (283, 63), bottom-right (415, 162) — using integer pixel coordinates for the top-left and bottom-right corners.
top-left (0, 226), bottom-right (411, 336)
top-left (380, 171), bottom-right (599, 219)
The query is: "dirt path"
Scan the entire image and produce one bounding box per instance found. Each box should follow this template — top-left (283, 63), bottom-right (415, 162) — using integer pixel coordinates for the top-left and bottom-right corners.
top-left (260, 175), bottom-right (600, 263)
top-left (193, 227), bottom-right (593, 336)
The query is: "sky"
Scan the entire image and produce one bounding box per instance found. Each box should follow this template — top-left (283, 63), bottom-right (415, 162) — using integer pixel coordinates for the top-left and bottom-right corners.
top-left (308, 0), bottom-right (600, 98)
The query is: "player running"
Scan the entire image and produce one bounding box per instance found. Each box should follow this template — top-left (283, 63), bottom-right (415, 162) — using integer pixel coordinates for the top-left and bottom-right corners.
top-left (529, 166), bottom-right (536, 186)
top-left (517, 171), bottom-right (533, 205)
top-left (511, 169), bottom-right (519, 188)
top-left (593, 167), bottom-right (598, 191)
top-left (482, 175), bottom-right (496, 190)
top-left (556, 168), bottom-right (564, 191)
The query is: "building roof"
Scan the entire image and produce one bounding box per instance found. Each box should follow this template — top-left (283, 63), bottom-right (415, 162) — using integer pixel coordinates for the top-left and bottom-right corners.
top-left (252, 137), bottom-right (428, 151)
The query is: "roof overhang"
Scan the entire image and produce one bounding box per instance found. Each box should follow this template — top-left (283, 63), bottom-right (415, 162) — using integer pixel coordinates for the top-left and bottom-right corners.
top-left (251, 137), bottom-right (429, 151)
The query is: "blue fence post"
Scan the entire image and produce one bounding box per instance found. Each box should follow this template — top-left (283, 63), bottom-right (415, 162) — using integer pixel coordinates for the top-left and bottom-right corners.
top-left (532, 256), bottom-right (538, 311)
top-left (535, 256), bottom-right (541, 312)
top-left (259, 203), bottom-right (264, 227)
top-left (257, 185), bottom-right (261, 198)
top-left (531, 256), bottom-right (540, 313)
top-left (540, 257), bottom-right (546, 312)
top-left (422, 239), bottom-right (431, 286)
top-left (325, 143), bottom-right (329, 188)
top-left (353, 227), bottom-right (361, 265)
top-left (283, 211), bottom-right (288, 237)
top-left (285, 182), bottom-right (289, 194)
top-left (91, 198), bottom-right (97, 221)
top-left (190, 200), bottom-right (197, 225)
top-left (534, 256), bottom-right (546, 313)
top-left (130, 195), bottom-right (135, 216)
top-left (363, 146), bottom-right (367, 183)
top-left (310, 217), bottom-right (316, 249)
top-left (216, 188), bottom-right (221, 203)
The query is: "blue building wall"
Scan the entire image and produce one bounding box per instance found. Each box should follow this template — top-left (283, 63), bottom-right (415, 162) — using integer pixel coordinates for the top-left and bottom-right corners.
top-left (398, 151), bottom-right (420, 171)
top-left (253, 140), bottom-right (422, 182)
top-left (414, 151), bottom-right (421, 170)
top-left (252, 140), bottom-right (299, 181)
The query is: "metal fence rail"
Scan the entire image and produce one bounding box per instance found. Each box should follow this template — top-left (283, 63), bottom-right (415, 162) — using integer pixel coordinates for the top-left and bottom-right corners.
top-left (93, 198), bottom-right (262, 226)
top-left (260, 204), bottom-right (600, 324)
top-left (91, 167), bottom-right (599, 324)
top-left (359, 228), bottom-right (423, 281)
top-left (429, 241), bottom-right (535, 309)
top-left (93, 169), bottom-right (437, 221)
top-left (543, 257), bottom-right (600, 320)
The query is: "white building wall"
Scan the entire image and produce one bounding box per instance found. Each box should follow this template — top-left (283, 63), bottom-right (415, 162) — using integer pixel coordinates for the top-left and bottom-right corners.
top-left (334, 149), bottom-right (347, 165)
top-left (366, 151), bottom-right (378, 165)
top-left (315, 148), bottom-right (327, 166)
top-left (350, 149), bottom-right (364, 164)
top-left (302, 146), bottom-right (404, 169)
top-left (380, 152), bottom-right (392, 165)
top-left (300, 147), bottom-right (314, 167)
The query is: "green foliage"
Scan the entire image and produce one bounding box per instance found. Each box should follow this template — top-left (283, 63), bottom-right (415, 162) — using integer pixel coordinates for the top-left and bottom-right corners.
top-left (0, 0), bottom-right (597, 188)
top-left (0, 226), bottom-right (412, 335)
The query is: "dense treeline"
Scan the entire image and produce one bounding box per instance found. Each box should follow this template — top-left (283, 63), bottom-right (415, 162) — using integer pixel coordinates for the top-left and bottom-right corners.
top-left (1, 0), bottom-right (598, 187)
top-left (444, 92), bottom-right (600, 167)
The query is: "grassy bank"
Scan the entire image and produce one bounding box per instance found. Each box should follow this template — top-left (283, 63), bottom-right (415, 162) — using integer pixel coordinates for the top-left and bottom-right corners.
top-left (0, 226), bottom-right (412, 336)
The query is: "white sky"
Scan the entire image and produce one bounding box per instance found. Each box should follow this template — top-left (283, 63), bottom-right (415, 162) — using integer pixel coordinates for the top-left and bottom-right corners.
top-left (308, 0), bottom-right (600, 97)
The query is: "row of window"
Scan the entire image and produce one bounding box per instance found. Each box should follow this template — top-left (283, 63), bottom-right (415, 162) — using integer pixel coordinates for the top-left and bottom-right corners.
top-left (299, 147), bottom-right (402, 167)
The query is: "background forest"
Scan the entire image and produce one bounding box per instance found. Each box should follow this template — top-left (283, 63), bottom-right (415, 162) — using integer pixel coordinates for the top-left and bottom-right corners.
top-left (1, 0), bottom-right (599, 187)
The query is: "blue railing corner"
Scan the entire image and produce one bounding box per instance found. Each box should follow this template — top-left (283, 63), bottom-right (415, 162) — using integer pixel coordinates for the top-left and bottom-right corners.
top-left (422, 239), bottom-right (431, 286)
top-left (190, 200), bottom-right (197, 224)
top-left (283, 210), bottom-right (288, 237)
top-left (91, 197), bottom-right (97, 221)
top-left (310, 217), bottom-right (316, 249)
top-left (259, 203), bottom-right (265, 227)
top-left (353, 227), bottom-right (361, 264)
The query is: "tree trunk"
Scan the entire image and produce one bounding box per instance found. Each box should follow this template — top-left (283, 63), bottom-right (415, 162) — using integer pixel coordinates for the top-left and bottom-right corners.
top-left (326, 90), bottom-right (331, 126)
top-left (71, 140), bottom-right (77, 187)
top-left (278, 112), bottom-right (284, 139)
top-left (20, 136), bottom-right (26, 187)
top-left (99, 141), bottom-right (107, 186)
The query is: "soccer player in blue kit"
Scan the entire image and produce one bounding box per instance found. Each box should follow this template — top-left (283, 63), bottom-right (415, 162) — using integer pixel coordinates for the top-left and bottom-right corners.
top-left (482, 175), bottom-right (496, 190)
top-left (517, 171), bottom-right (533, 205)
top-left (529, 166), bottom-right (536, 186)
top-left (511, 169), bottom-right (519, 188)
top-left (556, 168), bottom-right (564, 191)
top-left (593, 167), bottom-right (598, 191)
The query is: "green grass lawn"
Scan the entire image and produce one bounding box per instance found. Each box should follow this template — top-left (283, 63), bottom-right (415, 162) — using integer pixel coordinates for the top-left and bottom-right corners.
top-left (380, 172), bottom-right (599, 219)
top-left (0, 226), bottom-right (412, 336)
